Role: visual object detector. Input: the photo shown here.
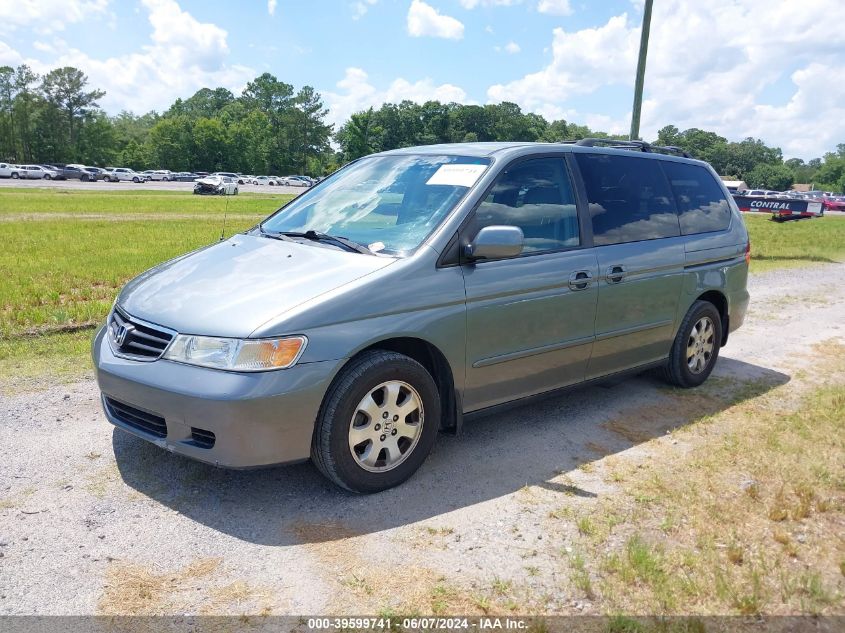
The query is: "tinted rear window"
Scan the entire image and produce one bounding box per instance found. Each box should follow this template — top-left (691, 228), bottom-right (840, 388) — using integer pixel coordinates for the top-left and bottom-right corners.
top-left (575, 153), bottom-right (679, 246)
top-left (661, 162), bottom-right (732, 235)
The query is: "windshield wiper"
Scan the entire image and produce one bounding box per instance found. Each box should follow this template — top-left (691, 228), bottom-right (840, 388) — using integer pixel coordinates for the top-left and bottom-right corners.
top-left (271, 230), bottom-right (375, 255)
top-left (258, 226), bottom-right (294, 242)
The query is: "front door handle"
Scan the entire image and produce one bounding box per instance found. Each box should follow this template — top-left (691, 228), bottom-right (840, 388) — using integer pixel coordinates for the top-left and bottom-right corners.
top-left (606, 265), bottom-right (626, 283)
top-left (569, 270), bottom-right (593, 291)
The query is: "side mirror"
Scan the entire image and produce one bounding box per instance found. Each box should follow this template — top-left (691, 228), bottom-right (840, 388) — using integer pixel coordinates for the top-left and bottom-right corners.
top-left (465, 225), bottom-right (524, 261)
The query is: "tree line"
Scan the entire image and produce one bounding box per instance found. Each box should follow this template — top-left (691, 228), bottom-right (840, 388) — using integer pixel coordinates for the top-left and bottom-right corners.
top-left (1, 63), bottom-right (844, 191)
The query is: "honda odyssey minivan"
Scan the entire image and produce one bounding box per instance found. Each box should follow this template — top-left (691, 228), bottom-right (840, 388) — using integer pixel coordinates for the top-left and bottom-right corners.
top-left (93, 139), bottom-right (750, 493)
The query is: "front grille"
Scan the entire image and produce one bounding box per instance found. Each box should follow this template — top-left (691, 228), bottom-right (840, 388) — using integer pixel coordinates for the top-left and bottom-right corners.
top-left (190, 427), bottom-right (216, 449)
top-left (109, 307), bottom-right (174, 359)
top-left (105, 397), bottom-right (167, 438)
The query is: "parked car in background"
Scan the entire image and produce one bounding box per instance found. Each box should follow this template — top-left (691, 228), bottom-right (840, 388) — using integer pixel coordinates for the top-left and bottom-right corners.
top-left (53, 164), bottom-right (102, 181)
top-left (39, 165), bottom-right (66, 179)
top-left (255, 175), bottom-right (279, 186)
top-left (0, 162), bottom-right (13, 178)
top-left (93, 139), bottom-right (750, 493)
top-left (104, 167), bottom-right (146, 183)
top-left (212, 172), bottom-right (240, 181)
top-left (145, 169), bottom-right (174, 181)
top-left (280, 176), bottom-right (311, 187)
top-left (193, 175), bottom-right (238, 195)
top-left (194, 171), bottom-right (210, 178)
top-left (822, 196), bottom-right (845, 212)
top-left (173, 172), bottom-right (199, 182)
top-left (237, 175), bottom-right (257, 185)
top-left (84, 167), bottom-right (107, 181)
top-left (11, 164), bottom-right (59, 179)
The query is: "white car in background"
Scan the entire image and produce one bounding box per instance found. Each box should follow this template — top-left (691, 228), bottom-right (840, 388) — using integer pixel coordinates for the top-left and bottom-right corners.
top-left (254, 175), bottom-right (279, 186)
top-left (193, 175), bottom-right (239, 195)
top-left (145, 169), bottom-right (174, 181)
top-left (104, 167), bottom-right (146, 183)
top-left (0, 162), bottom-right (13, 178)
top-left (279, 176), bottom-right (310, 187)
top-left (12, 164), bottom-right (58, 179)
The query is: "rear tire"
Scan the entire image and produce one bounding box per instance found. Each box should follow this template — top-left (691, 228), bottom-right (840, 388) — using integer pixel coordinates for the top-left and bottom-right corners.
top-left (661, 300), bottom-right (722, 388)
top-left (312, 350), bottom-right (441, 494)
top-left (11, 172), bottom-right (18, 179)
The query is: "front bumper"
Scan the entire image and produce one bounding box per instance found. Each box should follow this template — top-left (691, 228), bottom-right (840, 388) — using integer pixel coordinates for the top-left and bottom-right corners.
top-left (92, 326), bottom-right (342, 468)
top-left (193, 184), bottom-right (221, 195)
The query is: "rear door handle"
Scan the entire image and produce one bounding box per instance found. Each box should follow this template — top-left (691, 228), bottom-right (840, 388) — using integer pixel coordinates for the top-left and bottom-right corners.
top-left (606, 265), bottom-right (626, 283)
top-left (569, 270), bottom-right (593, 291)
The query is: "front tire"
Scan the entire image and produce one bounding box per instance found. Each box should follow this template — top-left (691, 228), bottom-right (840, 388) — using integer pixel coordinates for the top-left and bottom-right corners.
top-left (662, 300), bottom-right (722, 388)
top-left (312, 350), bottom-right (441, 493)
top-left (44, 174), bottom-right (51, 180)
top-left (11, 172), bottom-right (18, 179)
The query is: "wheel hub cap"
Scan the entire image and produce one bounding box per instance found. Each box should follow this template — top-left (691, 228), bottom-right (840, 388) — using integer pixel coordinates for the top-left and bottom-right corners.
top-left (348, 380), bottom-right (424, 472)
top-left (686, 316), bottom-right (715, 374)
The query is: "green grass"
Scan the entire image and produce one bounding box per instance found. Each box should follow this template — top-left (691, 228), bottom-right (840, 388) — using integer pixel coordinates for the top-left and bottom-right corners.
top-left (744, 214), bottom-right (845, 273)
top-left (0, 188), bottom-right (293, 389)
top-left (0, 186), bottom-right (292, 216)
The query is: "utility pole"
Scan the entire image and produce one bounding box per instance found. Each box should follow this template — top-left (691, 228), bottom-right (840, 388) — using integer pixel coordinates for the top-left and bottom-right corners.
top-left (629, 0), bottom-right (654, 141)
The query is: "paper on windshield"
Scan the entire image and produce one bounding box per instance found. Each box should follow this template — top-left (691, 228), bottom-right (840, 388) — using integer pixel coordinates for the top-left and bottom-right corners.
top-left (426, 164), bottom-right (487, 187)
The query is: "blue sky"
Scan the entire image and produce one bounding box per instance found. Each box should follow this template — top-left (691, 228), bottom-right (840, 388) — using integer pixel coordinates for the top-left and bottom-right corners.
top-left (1, 0), bottom-right (844, 159)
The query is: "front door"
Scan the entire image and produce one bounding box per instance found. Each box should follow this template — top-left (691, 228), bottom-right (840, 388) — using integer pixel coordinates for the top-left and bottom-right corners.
top-left (461, 156), bottom-right (598, 412)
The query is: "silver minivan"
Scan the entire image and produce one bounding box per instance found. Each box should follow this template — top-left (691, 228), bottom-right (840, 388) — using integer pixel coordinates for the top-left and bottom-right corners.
top-left (93, 140), bottom-right (750, 493)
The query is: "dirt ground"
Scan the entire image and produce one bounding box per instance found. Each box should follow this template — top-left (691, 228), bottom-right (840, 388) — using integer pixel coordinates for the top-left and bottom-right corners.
top-left (1, 263), bottom-right (843, 616)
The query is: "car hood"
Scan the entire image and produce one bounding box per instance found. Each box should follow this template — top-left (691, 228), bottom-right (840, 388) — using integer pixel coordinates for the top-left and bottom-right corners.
top-left (118, 233), bottom-right (397, 338)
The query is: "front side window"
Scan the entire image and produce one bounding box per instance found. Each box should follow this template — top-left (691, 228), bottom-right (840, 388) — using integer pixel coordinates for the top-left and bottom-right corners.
top-left (575, 153), bottom-right (680, 246)
top-left (261, 154), bottom-right (490, 255)
top-left (472, 157), bottom-right (580, 254)
top-left (661, 161), bottom-right (731, 235)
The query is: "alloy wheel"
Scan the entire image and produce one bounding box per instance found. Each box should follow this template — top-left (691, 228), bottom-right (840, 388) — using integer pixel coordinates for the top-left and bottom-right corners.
top-left (687, 316), bottom-right (715, 374)
top-left (348, 380), bottom-right (424, 472)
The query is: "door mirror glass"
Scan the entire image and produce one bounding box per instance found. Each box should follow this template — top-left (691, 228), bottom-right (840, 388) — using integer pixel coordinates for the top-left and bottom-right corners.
top-left (466, 225), bottom-right (524, 260)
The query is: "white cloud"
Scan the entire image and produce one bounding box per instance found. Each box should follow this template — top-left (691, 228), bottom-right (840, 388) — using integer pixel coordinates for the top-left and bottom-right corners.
top-left (267, 0), bottom-right (277, 16)
top-left (487, 0), bottom-right (845, 158)
top-left (0, 0), bottom-right (110, 35)
top-left (488, 15), bottom-right (638, 106)
top-left (537, 0), bottom-right (572, 16)
top-left (323, 67), bottom-right (468, 128)
top-left (352, 0), bottom-right (377, 19)
top-left (0, 0), bottom-right (254, 114)
top-left (460, 0), bottom-right (522, 8)
top-left (407, 0), bottom-right (464, 40)
top-left (504, 41), bottom-right (520, 54)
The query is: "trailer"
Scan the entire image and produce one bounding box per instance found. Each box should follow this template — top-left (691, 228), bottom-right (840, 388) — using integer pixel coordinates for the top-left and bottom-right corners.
top-left (732, 194), bottom-right (824, 222)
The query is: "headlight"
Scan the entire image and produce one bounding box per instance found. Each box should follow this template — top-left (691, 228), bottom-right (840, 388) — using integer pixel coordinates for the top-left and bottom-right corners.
top-left (162, 335), bottom-right (307, 371)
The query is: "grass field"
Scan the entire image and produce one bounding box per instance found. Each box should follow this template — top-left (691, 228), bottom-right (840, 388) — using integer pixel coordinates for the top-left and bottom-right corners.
top-left (1, 188), bottom-right (843, 389)
top-left (746, 213), bottom-right (845, 272)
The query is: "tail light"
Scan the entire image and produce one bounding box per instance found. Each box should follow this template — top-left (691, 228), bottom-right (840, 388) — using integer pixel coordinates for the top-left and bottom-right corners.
top-left (745, 240), bottom-right (751, 265)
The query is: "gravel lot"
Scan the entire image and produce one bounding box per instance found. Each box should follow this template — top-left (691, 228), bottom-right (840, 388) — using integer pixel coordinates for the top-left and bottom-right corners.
top-left (1, 263), bottom-right (843, 615)
top-left (0, 177), bottom-right (307, 196)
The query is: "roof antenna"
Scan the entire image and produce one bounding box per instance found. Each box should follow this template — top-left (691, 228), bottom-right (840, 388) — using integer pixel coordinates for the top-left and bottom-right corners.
top-left (219, 195), bottom-right (229, 242)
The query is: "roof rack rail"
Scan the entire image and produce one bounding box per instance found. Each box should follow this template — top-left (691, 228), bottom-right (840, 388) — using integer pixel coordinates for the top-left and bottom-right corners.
top-left (572, 138), bottom-right (692, 158)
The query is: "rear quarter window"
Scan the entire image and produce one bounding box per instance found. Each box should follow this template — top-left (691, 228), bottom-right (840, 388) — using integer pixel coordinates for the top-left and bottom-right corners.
top-left (575, 153), bottom-right (680, 246)
top-left (661, 161), bottom-right (732, 235)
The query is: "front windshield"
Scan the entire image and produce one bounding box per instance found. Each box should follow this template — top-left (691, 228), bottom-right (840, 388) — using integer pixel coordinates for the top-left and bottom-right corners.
top-left (260, 154), bottom-right (491, 254)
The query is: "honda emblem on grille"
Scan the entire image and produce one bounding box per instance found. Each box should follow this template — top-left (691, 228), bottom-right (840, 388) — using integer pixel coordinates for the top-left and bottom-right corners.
top-left (114, 322), bottom-right (134, 346)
